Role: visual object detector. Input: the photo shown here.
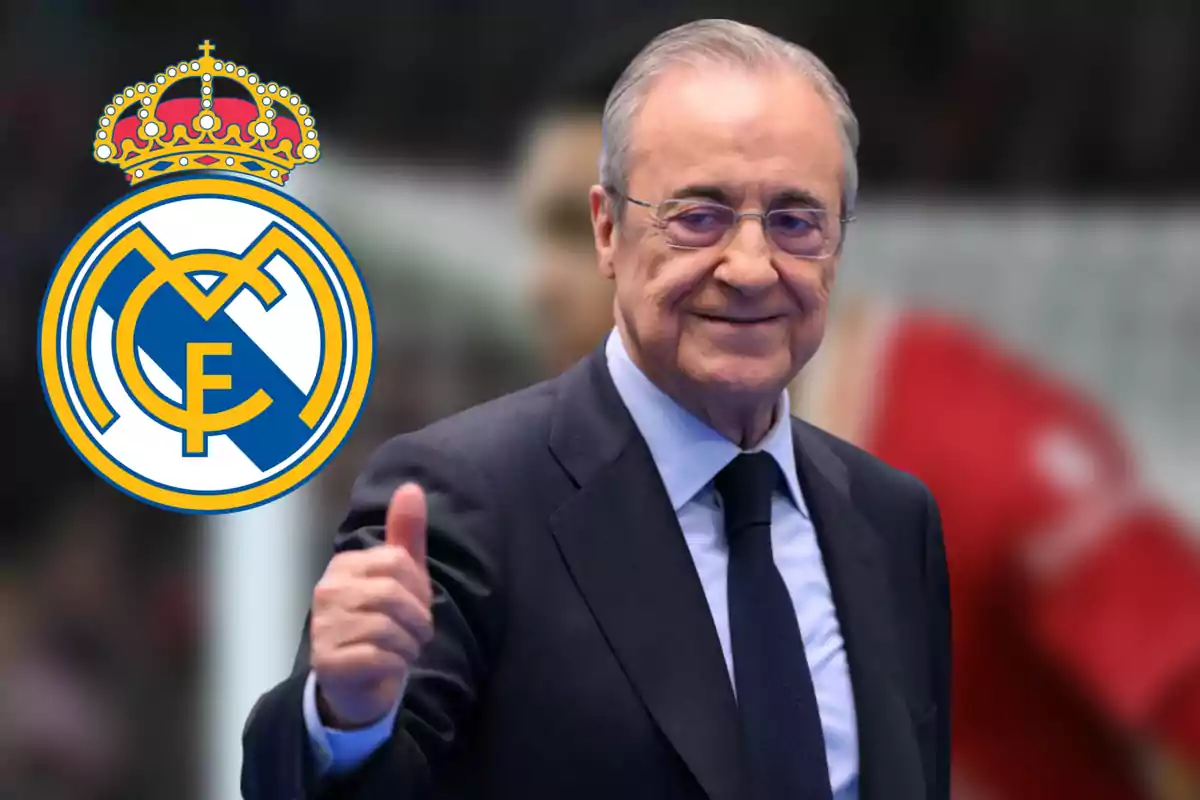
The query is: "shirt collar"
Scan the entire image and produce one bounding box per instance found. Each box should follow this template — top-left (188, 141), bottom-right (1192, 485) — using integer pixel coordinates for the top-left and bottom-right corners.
top-left (605, 329), bottom-right (808, 516)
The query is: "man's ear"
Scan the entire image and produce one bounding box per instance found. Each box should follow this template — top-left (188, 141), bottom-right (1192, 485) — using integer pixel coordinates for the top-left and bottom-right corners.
top-left (589, 185), bottom-right (617, 279)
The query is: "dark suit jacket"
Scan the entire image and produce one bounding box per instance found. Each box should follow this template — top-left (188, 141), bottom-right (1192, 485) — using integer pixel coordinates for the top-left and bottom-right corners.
top-left (242, 346), bottom-right (952, 800)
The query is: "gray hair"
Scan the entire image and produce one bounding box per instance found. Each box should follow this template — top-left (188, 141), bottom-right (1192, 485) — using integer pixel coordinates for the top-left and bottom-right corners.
top-left (599, 19), bottom-right (860, 219)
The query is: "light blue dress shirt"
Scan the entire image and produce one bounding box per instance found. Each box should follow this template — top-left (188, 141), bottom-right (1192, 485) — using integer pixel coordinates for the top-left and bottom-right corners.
top-left (305, 330), bottom-right (859, 797)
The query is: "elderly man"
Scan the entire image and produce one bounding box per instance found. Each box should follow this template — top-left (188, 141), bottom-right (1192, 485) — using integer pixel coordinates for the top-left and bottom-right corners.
top-left (517, 21), bottom-right (1200, 800)
top-left (242, 19), bottom-right (951, 800)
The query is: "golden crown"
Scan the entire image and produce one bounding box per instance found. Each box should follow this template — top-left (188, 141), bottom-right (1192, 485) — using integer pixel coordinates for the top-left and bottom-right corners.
top-left (93, 41), bottom-right (320, 187)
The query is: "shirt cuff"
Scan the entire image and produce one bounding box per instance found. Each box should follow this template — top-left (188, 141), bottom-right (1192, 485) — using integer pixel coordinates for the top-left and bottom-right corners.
top-left (303, 670), bottom-right (403, 776)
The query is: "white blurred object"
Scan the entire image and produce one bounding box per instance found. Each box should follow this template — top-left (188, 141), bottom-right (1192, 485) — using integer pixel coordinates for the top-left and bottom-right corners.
top-left (285, 148), bottom-right (531, 304)
top-left (204, 487), bottom-right (312, 800)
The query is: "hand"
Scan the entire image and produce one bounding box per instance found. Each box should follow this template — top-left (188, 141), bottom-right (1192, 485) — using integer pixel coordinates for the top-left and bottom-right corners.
top-left (311, 483), bottom-right (434, 729)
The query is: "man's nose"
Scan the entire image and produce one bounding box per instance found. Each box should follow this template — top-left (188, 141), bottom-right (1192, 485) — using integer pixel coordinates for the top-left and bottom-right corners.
top-left (714, 215), bottom-right (776, 293)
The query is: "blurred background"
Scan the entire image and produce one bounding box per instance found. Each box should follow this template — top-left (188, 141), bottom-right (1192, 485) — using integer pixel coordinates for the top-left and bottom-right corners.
top-left (2, 1), bottom-right (1198, 798)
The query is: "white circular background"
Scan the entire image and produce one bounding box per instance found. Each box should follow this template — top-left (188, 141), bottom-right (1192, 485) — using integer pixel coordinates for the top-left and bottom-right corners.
top-left (57, 194), bottom-right (356, 494)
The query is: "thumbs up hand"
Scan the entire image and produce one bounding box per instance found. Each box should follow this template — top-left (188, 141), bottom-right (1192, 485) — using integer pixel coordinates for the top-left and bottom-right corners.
top-left (311, 484), bottom-right (435, 729)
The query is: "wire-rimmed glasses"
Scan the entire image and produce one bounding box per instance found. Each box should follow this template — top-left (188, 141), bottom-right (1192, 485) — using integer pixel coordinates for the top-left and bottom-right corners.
top-left (612, 189), bottom-right (852, 259)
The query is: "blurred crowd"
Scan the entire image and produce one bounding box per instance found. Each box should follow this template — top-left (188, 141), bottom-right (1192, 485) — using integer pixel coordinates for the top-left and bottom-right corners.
top-left (2, 2), bottom-right (1198, 799)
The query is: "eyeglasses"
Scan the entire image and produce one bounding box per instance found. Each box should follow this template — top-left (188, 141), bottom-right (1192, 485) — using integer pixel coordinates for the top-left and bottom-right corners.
top-left (612, 190), bottom-right (852, 260)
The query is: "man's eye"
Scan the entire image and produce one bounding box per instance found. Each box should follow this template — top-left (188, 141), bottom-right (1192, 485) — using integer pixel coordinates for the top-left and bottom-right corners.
top-left (769, 210), bottom-right (823, 238)
top-left (775, 214), bottom-right (814, 233)
top-left (672, 209), bottom-right (727, 231)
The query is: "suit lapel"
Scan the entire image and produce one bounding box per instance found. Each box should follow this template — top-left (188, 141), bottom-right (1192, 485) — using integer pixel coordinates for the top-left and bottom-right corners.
top-left (548, 349), bottom-right (751, 800)
top-left (791, 422), bottom-right (928, 800)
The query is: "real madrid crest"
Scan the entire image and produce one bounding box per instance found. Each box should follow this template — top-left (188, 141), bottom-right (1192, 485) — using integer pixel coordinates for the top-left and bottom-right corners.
top-left (38, 41), bottom-right (374, 513)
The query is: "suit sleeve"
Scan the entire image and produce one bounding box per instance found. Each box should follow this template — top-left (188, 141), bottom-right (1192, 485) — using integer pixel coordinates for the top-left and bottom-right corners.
top-left (923, 487), bottom-right (952, 800)
top-left (241, 434), bottom-right (509, 800)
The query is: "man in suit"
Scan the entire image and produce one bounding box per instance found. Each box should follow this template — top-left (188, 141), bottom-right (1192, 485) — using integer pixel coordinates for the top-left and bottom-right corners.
top-left (242, 18), bottom-right (951, 800)
top-left (517, 20), bottom-right (1200, 800)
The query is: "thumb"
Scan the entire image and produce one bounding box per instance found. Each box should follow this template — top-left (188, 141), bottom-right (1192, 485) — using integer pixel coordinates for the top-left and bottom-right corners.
top-left (384, 482), bottom-right (427, 565)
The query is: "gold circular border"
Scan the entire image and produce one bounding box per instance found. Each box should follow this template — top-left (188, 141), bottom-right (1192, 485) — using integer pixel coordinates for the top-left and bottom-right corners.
top-left (40, 176), bottom-right (373, 513)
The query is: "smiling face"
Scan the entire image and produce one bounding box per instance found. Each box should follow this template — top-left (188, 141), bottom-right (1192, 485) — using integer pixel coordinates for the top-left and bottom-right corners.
top-left (590, 64), bottom-right (847, 424)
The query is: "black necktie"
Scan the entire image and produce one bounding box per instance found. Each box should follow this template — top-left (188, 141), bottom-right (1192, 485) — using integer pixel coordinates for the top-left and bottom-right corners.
top-left (717, 453), bottom-right (834, 800)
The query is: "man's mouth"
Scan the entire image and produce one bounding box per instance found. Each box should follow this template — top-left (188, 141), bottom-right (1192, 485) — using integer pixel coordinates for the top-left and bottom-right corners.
top-left (693, 312), bottom-right (785, 325)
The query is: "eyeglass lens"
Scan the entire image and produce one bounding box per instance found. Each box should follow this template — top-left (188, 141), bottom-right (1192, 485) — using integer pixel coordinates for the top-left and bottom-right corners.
top-left (659, 201), bottom-right (835, 257)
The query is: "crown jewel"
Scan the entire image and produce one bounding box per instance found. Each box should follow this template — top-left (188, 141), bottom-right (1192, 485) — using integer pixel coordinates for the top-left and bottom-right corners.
top-left (94, 41), bottom-right (320, 186)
